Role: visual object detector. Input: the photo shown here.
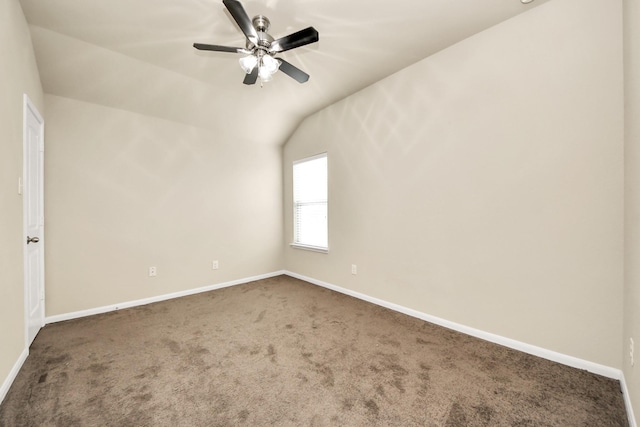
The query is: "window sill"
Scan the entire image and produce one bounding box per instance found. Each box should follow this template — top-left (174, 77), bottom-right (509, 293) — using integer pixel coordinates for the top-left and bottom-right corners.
top-left (290, 243), bottom-right (329, 254)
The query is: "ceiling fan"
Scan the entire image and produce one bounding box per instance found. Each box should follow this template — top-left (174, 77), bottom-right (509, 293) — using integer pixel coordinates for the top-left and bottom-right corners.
top-left (194, 0), bottom-right (319, 85)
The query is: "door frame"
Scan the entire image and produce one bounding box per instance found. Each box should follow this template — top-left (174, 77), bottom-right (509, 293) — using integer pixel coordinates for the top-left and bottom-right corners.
top-left (23, 94), bottom-right (45, 348)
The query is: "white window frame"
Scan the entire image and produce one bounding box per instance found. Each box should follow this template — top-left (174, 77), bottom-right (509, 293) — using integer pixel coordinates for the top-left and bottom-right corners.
top-left (290, 153), bottom-right (328, 253)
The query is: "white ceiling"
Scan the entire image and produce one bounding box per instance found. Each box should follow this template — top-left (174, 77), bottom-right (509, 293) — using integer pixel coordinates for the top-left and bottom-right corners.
top-left (20, 0), bottom-right (550, 146)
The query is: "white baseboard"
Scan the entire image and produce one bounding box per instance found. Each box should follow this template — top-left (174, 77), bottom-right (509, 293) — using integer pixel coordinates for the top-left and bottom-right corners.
top-left (0, 348), bottom-right (28, 405)
top-left (285, 270), bottom-right (638, 425)
top-left (31, 269), bottom-right (639, 426)
top-left (45, 270), bottom-right (286, 324)
top-left (620, 374), bottom-right (638, 427)
top-left (284, 271), bottom-right (621, 379)
top-left (3, 272), bottom-right (285, 407)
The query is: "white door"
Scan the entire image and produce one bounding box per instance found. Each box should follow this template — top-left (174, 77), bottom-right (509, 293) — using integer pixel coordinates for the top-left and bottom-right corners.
top-left (23, 95), bottom-right (45, 348)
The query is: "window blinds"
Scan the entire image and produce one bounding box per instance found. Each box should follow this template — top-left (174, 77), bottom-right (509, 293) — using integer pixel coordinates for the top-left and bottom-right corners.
top-left (293, 154), bottom-right (328, 249)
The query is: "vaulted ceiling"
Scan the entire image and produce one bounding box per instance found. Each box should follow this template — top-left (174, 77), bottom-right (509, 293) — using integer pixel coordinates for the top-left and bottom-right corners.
top-left (20, 0), bottom-right (549, 146)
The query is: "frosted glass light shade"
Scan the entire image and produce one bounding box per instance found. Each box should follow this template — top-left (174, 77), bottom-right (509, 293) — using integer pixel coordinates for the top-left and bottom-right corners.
top-left (258, 55), bottom-right (280, 81)
top-left (258, 66), bottom-right (273, 82)
top-left (239, 55), bottom-right (258, 74)
top-left (262, 55), bottom-right (279, 73)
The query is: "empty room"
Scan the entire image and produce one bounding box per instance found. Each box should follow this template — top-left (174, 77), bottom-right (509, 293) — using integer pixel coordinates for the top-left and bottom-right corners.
top-left (1, 0), bottom-right (639, 424)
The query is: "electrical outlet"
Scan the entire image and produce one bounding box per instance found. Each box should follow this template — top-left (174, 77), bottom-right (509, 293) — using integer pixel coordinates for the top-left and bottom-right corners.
top-left (212, 260), bottom-right (219, 270)
top-left (351, 264), bottom-right (357, 275)
top-left (148, 266), bottom-right (157, 277)
top-left (631, 338), bottom-right (635, 367)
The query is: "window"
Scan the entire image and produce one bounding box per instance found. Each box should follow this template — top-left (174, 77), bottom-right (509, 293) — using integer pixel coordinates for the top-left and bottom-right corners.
top-left (292, 153), bottom-right (328, 252)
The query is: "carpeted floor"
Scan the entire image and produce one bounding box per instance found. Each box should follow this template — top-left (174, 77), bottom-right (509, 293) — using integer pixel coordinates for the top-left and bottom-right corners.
top-left (0, 275), bottom-right (629, 426)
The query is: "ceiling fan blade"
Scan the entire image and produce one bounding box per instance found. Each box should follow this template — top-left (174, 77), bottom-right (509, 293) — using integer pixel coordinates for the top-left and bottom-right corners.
top-left (270, 27), bottom-right (319, 53)
top-left (243, 67), bottom-right (258, 85)
top-left (277, 59), bottom-right (310, 83)
top-left (193, 43), bottom-right (243, 53)
top-left (223, 0), bottom-right (258, 43)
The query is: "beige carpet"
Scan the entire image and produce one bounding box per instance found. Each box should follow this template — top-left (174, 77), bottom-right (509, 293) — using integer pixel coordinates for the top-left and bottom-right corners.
top-left (0, 275), bottom-right (629, 426)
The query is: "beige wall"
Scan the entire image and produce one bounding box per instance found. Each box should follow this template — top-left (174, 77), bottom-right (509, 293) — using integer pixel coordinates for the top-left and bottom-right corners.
top-left (284, 0), bottom-right (624, 368)
top-left (0, 0), bottom-right (43, 392)
top-left (44, 95), bottom-right (283, 315)
top-left (624, 0), bottom-right (640, 419)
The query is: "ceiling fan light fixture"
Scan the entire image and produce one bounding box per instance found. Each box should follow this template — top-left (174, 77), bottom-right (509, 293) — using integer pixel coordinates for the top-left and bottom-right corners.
top-left (258, 66), bottom-right (273, 82)
top-left (258, 54), bottom-right (280, 82)
top-left (262, 54), bottom-right (279, 72)
top-left (239, 54), bottom-right (258, 73)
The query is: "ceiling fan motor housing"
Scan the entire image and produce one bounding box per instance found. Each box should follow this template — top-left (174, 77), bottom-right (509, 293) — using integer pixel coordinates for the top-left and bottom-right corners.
top-left (252, 15), bottom-right (270, 32)
top-left (251, 15), bottom-right (274, 49)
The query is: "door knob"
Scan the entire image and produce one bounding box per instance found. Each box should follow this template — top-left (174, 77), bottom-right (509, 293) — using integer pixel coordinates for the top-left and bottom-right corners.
top-left (27, 236), bottom-right (39, 244)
